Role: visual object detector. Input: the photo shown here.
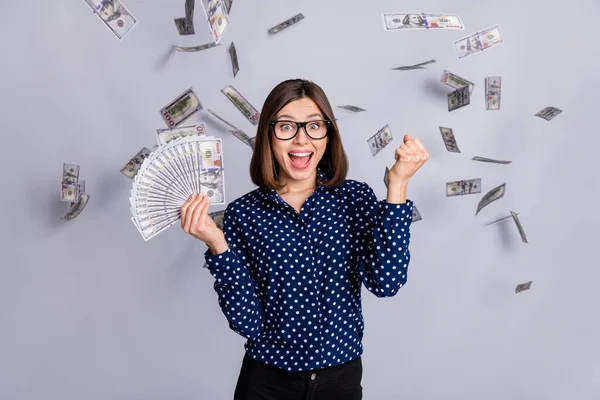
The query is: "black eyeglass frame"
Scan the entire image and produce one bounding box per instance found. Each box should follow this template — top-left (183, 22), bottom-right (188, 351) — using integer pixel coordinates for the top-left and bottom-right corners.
top-left (269, 119), bottom-right (332, 140)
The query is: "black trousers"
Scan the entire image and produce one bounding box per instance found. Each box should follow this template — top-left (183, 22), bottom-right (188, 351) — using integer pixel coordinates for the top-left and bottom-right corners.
top-left (233, 353), bottom-right (363, 400)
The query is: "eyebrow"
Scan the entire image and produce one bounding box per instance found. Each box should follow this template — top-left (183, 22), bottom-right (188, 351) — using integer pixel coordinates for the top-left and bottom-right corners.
top-left (277, 113), bottom-right (323, 120)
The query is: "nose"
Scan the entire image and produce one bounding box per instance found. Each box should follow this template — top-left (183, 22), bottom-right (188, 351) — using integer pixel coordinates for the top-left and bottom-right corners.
top-left (292, 125), bottom-right (310, 145)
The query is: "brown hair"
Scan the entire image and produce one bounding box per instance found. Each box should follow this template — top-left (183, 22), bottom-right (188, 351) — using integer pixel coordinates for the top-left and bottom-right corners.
top-left (250, 79), bottom-right (348, 190)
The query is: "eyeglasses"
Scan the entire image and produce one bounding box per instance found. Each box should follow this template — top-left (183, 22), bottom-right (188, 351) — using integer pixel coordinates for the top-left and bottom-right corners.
top-left (269, 120), bottom-right (331, 140)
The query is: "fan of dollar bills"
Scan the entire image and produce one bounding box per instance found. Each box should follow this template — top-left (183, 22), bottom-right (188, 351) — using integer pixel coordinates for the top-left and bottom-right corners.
top-left (129, 135), bottom-right (225, 241)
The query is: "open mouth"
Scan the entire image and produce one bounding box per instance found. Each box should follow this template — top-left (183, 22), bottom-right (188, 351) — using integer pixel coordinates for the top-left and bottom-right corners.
top-left (288, 151), bottom-right (314, 170)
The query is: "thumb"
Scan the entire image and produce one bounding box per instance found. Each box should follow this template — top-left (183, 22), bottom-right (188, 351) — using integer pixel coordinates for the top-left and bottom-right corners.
top-left (403, 134), bottom-right (413, 143)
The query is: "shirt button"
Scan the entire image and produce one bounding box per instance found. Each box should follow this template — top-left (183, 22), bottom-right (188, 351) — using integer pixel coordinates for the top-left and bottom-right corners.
top-left (310, 373), bottom-right (316, 380)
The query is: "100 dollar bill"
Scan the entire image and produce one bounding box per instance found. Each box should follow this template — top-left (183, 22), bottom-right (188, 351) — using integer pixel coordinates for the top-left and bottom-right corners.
top-left (160, 88), bottom-right (203, 128)
top-left (446, 178), bottom-right (481, 196)
top-left (382, 13), bottom-right (464, 31)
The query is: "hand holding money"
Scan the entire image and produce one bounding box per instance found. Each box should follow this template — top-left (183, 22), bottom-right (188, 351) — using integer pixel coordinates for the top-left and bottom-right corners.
top-left (389, 134), bottom-right (429, 185)
top-left (180, 193), bottom-right (227, 254)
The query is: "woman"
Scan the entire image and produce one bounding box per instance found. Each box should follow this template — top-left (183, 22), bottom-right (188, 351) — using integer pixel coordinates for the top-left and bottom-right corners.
top-left (180, 79), bottom-right (429, 399)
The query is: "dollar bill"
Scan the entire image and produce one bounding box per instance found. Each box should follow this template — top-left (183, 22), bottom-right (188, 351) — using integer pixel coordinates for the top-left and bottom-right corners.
top-left (156, 124), bottom-right (205, 145)
top-left (476, 182), bottom-right (506, 215)
top-left (231, 130), bottom-right (255, 148)
top-left (535, 107), bottom-right (562, 121)
top-left (515, 281), bottom-right (532, 294)
top-left (412, 204), bottom-right (422, 222)
top-left (383, 166), bottom-right (389, 188)
top-left (472, 156), bottom-right (511, 164)
top-left (446, 179), bottom-right (481, 197)
top-left (83, 0), bottom-right (138, 40)
top-left (174, 17), bottom-right (195, 35)
top-left (202, 0), bottom-right (230, 43)
top-left (483, 212), bottom-right (519, 226)
top-left (229, 42), bottom-right (239, 77)
top-left (121, 147), bottom-right (152, 178)
top-left (209, 210), bottom-right (225, 230)
top-left (454, 25), bottom-right (503, 59)
top-left (448, 86), bottom-right (470, 112)
top-left (368, 124), bottom-right (393, 156)
top-left (382, 13), bottom-right (464, 31)
top-left (392, 59), bottom-right (436, 70)
top-left (160, 88), bottom-right (203, 128)
top-left (174, 42), bottom-right (221, 52)
top-left (249, 137), bottom-right (256, 148)
top-left (71, 180), bottom-right (86, 207)
top-left (62, 193), bottom-right (90, 221)
top-left (61, 163), bottom-right (80, 202)
top-left (223, 0), bottom-right (232, 13)
top-left (207, 109), bottom-right (238, 130)
top-left (510, 210), bottom-right (528, 243)
top-left (439, 126), bottom-right (460, 153)
top-left (337, 105), bottom-right (366, 112)
top-left (485, 77), bottom-right (501, 110)
top-left (268, 13), bottom-right (305, 35)
top-left (221, 86), bottom-right (260, 126)
top-left (441, 70), bottom-right (474, 93)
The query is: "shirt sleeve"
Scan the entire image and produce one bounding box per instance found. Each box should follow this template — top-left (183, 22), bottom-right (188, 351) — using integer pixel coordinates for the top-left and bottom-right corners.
top-left (352, 182), bottom-right (413, 297)
top-left (203, 205), bottom-right (264, 340)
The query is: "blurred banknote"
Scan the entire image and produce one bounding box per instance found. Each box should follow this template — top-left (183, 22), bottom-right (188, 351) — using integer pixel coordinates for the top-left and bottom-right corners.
top-left (338, 105), bottom-right (366, 112)
top-left (229, 42), bottom-right (239, 77)
top-left (201, 0), bottom-right (230, 43)
top-left (231, 130), bottom-right (255, 148)
top-left (268, 13), bottom-right (304, 35)
top-left (368, 124), bottom-right (393, 156)
top-left (446, 178), bottom-right (481, 196)
top-left (121, 147), bottom-right (152, 178)
top-left (383, 166), bottom-right (389, 188)
top-left (472, 156), bottom-right (511, 164)
top-left (439, 126), bottom-right (460, 153)
top-left (510, 210), bottom-right (528, 243)
top-left (382, 13), bottom-right (464, 30)
top-left (174, 42), bottom-right (221, 52)
top-left (209, 210), bottom-right (225, 230)
top-left (156, 124), bottom-right (206, 145)
top-left (392, 59), bottom-right (436, 71)
top-left (454, 25), bottom-right (503, 59)
top-left (174, 0), bottom-right (195, 34)
top-left (223, 0), bottom-right (232, 13)
top-left (207, 109), bottom-right (238, 130)
top-left (61, 163), bottom-right (80, 202)
top-left (62, 193), bottom-right (91, 221)
top-left (160, 88), bottom-right (203, 128)
top-left (535, 106), bottom-right (562, 121)
top-left (515, 281), bottom-right (532, 294)
top-left (83, 0), bottom-right (137, 40)
top-left (485, 77), bottom-right (501, 110)
top-left (71, 180), bottom-right (86, 207)
top-left (412, 204), bottom-right (422, 222)
top-left (221, 86), bottom-right (260, 126)
top-left (476, 182), bottom-right (506, 215)
top-left (448, 86), bottom-right (470, 111)
top-left (441, 70), bottom-right (474, 93)
top-left (484, 212), bottom-right (519, 226)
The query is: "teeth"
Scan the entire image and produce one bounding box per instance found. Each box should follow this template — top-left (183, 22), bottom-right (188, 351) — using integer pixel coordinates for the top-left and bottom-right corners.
top-left (289, 152), bottom-right (312, 157)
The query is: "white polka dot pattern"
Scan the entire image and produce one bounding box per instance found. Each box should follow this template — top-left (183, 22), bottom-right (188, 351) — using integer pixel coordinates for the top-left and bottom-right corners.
top-left (204, 175), bottom-right (413, 372)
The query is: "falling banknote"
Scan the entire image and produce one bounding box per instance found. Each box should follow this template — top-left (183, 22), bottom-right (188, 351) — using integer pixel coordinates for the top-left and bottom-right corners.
top-left (392, 59), bottom-right (436, 71)
top-left (515, 281), bottom-right (532, 294)
top-left (160, 88), bottom-right (203, 128)
top-left (441, 70), bottom-right (474, 93)
top-left (483, 211), bottom-right (519, 226)
top-left (62, 193), bottom-right (91, 221)
top-left (83, 0), bottom-right (138, 40)
top-left (454, 25), bottom-right (503, 59)
top-left (448, 86), bottom-right (470, 111)
top-left (221, 86), bottom-right (260, 126)
top-left (439, 126), bottom-right (460, 153)
top-left (382, 13), bottom-right (464, 30)
top-left (472, 156), bottom-right (511, 164)
top-left (412, 204), bottom-right (422, 222)
top-left (121, 147), bottom-right (152, 178)
top-left (368, 124), bottom-right (393, 156)
top-left (61, 163), bottom-right (80, 202)
top-left (510, 210), bottom-right (528, 243)
top-left (476, 182), bottom-right (506, 215)
top-left (535, 107), bottom-right (562, 121)
top-left (485, 77), bottom-right (501, 110)
top-left (337, 105), bottom-right (366, 112)
top-left (268, 13), bottom-right (305, 35)
top-left (446, 179), bottom-right (481, 196)
top-left (229, 42), bottom-right (239, 77)
top-left (383, 166), bottom-right (389, 188)
top-left (174, 42), bottom-right (221, 52)
top-left (174, 0), bottom-right (195, 35)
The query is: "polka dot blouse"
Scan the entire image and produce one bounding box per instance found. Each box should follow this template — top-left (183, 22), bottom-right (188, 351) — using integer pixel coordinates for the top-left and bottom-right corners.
top-left (204, 171), bottom-right (413, 372)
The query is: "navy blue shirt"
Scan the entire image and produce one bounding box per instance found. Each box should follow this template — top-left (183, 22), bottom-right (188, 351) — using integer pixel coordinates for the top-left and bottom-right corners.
top-left (204, 171), bottom-right (413, 371)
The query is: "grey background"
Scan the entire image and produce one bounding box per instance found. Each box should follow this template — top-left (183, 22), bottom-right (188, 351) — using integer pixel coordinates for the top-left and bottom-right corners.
top-left (1, 0), bottom-right (599, 399)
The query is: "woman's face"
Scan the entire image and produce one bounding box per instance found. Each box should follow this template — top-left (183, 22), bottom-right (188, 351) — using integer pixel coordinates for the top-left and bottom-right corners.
top-left (270, 97), bottom-right (328, 186)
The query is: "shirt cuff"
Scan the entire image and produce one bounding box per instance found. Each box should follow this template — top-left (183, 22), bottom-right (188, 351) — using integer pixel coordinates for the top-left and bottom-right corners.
top-left (381, 199), bottom-right (414, 223)
top-left (203, 247), bottom-right (233, 273)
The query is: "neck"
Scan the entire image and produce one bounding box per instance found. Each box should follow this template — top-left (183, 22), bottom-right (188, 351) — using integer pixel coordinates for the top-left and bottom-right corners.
top-left (276, 170), bottom-right (317, 195)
